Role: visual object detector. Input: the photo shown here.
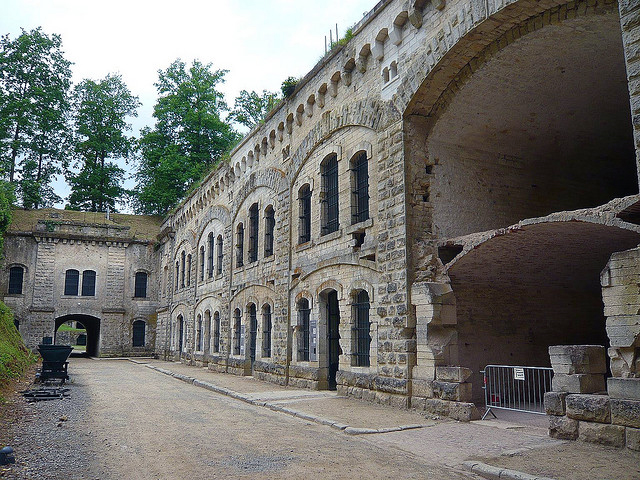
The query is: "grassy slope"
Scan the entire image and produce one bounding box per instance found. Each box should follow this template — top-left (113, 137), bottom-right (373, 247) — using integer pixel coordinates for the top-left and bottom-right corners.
top-left (0, 301), bottom-right (34, 400)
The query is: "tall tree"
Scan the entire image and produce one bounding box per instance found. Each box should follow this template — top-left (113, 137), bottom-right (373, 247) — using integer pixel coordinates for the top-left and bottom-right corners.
top-left (67, 74), bottom-right (139, 212)
top-left (132, 59), bottom-right (240, 215)
top-left (0, 27), bottom-right (72, 207)
top-left (228, 90), bottom-right (280, 129)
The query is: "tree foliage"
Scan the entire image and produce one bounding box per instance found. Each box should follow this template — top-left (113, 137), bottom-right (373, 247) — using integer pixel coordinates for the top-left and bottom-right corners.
top-left (67, 74), bottom-right (139, 212)
top-left (132, 59), bottom-right (240, 215)
top-left (228, 90), bottom-right (280, 129)
top-left (0, 27), bottom-right (72, 208)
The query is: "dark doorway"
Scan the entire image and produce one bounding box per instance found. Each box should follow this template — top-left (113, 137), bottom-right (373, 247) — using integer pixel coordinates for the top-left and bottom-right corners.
top-left (248, 304), bottom-right (257, 367)
top-left (178, 315), bottom-right (184, 353)
top-left (55, 315), bottom-right (100, 357)
top-left (326, 290), bottom-right (340, 390)
top-left (133, 320), bottom-right (145, 347)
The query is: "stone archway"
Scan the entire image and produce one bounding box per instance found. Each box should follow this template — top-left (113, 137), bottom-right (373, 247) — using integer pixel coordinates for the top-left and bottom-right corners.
top-left (55, 314), bottom-right (101, 357)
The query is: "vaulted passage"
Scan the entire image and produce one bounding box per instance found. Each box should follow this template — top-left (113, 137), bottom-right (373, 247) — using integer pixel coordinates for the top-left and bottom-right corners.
top-left (448, 222), bottom-right (640, 402)
top-left (55, 314), bottom-right (101, 357)
top-left (407, 8), bottom-right (637, 240)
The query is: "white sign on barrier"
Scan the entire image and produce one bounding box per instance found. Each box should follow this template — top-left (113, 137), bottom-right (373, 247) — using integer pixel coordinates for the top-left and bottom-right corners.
top-left (514, 367), bottom-right (525, 381)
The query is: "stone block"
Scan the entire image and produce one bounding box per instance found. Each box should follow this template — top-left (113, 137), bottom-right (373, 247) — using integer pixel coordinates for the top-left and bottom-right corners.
top-left (423, 398), bottom-right (478, 421)
top-left (610, 398), bottom-right (640, 428)
top-left (432, 380), bottom-right (472, 402)
top-left (412, 378), bottom-right (433, 398)
top-left (544, 391), bottom-right (568, 416)
top-left (435, 366), bottom-right (472, 383)
top-left (566, 394), bottom-right (611, 423)
top-left (578, 421), bottom-right (625, 447)
top-left (552, 374), bottom-right (605, 393)
top-left (608, 377), bottom-right (640, 400)
top-left (548, 415), bottom-right (578, 440)
top-left (548, 345), bottom-right (606, 374)
top-left (626, 427), bottom-right (640, 451)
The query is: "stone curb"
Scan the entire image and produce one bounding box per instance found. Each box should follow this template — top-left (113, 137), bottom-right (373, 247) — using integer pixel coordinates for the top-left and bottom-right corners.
top-left (143, 363), bottom-right (429, 435)
top-left (462, 461), bottom-right (557, 480)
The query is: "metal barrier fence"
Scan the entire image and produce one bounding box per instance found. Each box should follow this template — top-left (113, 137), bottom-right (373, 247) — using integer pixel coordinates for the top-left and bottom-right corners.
top-left (481, 364), bottom-right (554, 419)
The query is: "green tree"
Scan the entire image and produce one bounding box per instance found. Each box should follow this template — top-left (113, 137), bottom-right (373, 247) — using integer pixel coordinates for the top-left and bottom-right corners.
top-left (228, 89), bottom-right (280, 129)
top-left (0, 27), bottom-right (72, 207)
top-left (132, 59), bottom-right (240, 215)
top-left (67, 74), bottom-right (139, 212)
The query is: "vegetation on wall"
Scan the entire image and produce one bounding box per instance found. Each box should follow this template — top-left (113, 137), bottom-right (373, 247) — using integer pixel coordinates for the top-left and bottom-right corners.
top-left (0, 303), bottom-right (33, 401)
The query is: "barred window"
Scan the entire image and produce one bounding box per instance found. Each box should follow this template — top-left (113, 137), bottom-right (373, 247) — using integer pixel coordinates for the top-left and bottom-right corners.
top-left (321, 154), bottom-right (339, 235)
top-left (213, 311), bottom-right (220, 353)
top-left (199, 246), bottom-right (205, 282)
top-left (207, 233), bottom-right (214, 278)
top-left (262, 304), bottom-right (272, 358)
top-left (264, 206), bottom-right (275, 257)
top-left (297, 298), bottom-right (310, 361)
top-left (8, 266), bottom-right (23, 294)
top-left (186, 254), bottom-right (192, 287)
top-left (248, 303), bottom-right (257, 362)
top-left (298, 185), bottom-right (311, 244)
top-left (134, 271), bottom-right (147, 298)
top-left (236, 223), bottom-right (244, 268)
top-left (64, 269), bottom-right (79, 296)
top-left (197, 314), bottom-right (203, 351)
top-left (175, 262), bottom-right (179, 290)
top-left (248, 203), bottom-right (259, 263)
top-left (180, 251), bottom-right (186, 288)
top-left (216, 235), bottom-right (223, 275)
top-left (351, 151), bottom-right (369, 224)
top-left (233, 308), bottom-right (242, 355)
top-left (352, 290), bottom-right (371, 367)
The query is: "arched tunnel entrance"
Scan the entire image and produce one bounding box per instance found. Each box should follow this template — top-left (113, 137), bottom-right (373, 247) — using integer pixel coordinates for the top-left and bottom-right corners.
top-left (55, 314), bottom-right (101, 357)
top-left (448, 221), bottom-right (640, 403)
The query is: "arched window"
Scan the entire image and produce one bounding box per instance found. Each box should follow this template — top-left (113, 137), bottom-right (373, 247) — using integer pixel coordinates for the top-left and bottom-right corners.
top-left (297, 298), bottom-right (310, 361)
top-left (216, 235), bottom-right (223, 275)
top-left (352, 290), bottom-right (371, 367)
top-left (207, 232), bottom-right (214, 278)
top-left (196, 314), bottom-right (203, 351)
top-left (133, 320), bottom-right (145, 347)
top-left (175, 261), bottom-right (179, 290)
top-left (351, 151), bottom-right (369, 224)
top-left (236, 223), bottom-right (244, 268)
top-left (248, 303), bottom-right (257, 362)
top-left (321, 154), bottom-right (339, 235)
top-left (178, 314), bottom-right (184, 351)
top-left (264, 206), bottom-right (275, 257)
top-left (134, 271), bottom-right (148, 298)
top-left (233, 308), bottom-right (242, 355)
top-left (262, 304), bottom-right (272, 358)
top-left (180, 251), bottom-right (186, 288)
top-left (213, 311), bottom-right (220, 353)
top-left (187, 254), bottom-right (192, 286)
top-left (248, 203), bottom-right (259, 263)
top-left (64, 269), bottom-right (79, 296)
top-left (298, 185), bottom-right (311, 244)
top-left (81, 270), bottom-right (96, 296)
top-left (8, 266), bottom-right (24, 294)
top-left (199, 246), bottom-right (205, 281)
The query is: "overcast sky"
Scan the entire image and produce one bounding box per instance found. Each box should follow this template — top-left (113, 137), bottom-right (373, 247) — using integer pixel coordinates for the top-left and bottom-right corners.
top-left (1, 0), bottom-right (375, 208)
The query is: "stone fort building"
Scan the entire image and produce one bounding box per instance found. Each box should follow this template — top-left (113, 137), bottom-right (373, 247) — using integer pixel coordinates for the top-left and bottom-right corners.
top-left (3, 0), bottom-right (640, 447)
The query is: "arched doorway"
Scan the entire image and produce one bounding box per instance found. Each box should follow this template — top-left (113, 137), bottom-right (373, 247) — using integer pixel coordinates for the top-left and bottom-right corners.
top-left (55, 314), bottom-right (101, 357)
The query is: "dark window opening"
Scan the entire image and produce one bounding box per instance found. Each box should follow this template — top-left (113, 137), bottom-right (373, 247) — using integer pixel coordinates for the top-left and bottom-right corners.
top-left (8, 266), bottom-right (23, 294)
top-left (353, 290), bottom-right (371, 367)
top-left (197, 314), bottom-right (203, 351)
top-left (425, 165), bottom-right (433, 175)
top-left (207, 233), bottom-right (214, 278)
top-left (64, 269), bottom-right (79, 296)
top-left (133, 320), bottom-right (145, 347)
top-left (298, 185), bottom-right (311, 244)
top-left (249, 203), bottom-right (259, 263)
top-left (175, 262), bottom-right (179, 290)
top-left (438, 244), bottom-right (464, 265)
top-left (213, 311), bottom-right (220, 353)
top-left (180, 251), bottom-right (186, 288)
top-left (298, 298), bottom-right (310, 361)
top-left (248, 304), bottom-right (257, 363)
top-left (264, 206), bottom-right (275, 257)
top-left (134, 271), bottom-right (148, 298)
top-left (352, 231), bottom-right (366, 249)
top-left (233, 309), bottom-right (241, 355)
top-left (216, 235), bottom-right (223, 275)
top-left (200, 246), bottom-right (205, 282)
top-left (262, 304), bottom-right (272, 358)
top-left (236, 224), bottom-right (244, 268)
top-left (81, 270), bottom-right (96, 296)
top-left (322, 154), bottom-right (339, 235)
top-left (351, 151), bottom-right (369, 225)
top-left (187, 254), bottom-right (192, 286)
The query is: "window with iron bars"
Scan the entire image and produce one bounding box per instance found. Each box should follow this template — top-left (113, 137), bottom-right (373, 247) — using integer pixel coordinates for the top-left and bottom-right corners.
top-left (186, 254), bottom-right (191, 286)
top-left (175, 262), bottom-right (179, 290)
top-left (351, 151), bottom-right (369, 224)
top-left (180, 251), bottom-right (186, 288)
top-left (298, 185), bottom-right (311, 244)
top-left (8, 266), bottom-right (23, 294)
top-left (199, 246), bottom-right (205, 282)
top-left (236, 223), bottom-right (244, 268)
top-left (197, 314), bottom-right (202, 351)
top-left (207, 233), bottom-right (214, 278)
top-left (248, 203), bottom-right (259, 263)
top-left (298, 298), bottom-right (310, 361)
top-left (262, 304), bottom-right (272, 357)
top-left (216, 235), bottom-right (223, 275)
top-left (233, 309), bottom-right (241, 355)
top-left (264, 206), bottom-right (275, 257)
top-left (213, 311), bottom-right (220, 353)
top-left (321, 154), bottom-right (339, 235)
top-left (352, 290), bottom-right (371, 367)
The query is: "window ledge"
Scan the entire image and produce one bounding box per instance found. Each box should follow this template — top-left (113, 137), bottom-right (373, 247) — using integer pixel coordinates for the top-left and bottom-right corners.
top-left (317, 229), bottom-right (342, 245)
top-left (295, 241), bottom-right (313, 253)
top-left (345, 218), bottom-right (373, 234)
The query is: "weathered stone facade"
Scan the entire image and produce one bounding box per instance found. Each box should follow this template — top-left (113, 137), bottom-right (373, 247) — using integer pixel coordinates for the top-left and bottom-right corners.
top-left (5, 0), bottom-right (640, 442)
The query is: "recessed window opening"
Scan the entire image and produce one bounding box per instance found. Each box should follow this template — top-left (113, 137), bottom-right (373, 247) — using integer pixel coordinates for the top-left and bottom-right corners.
top-left (199, 246), bottom-right (205, 281)
top-left (321, 154), bottom-right (339, 235)
top-left (134, 271), bottom-right (148, 298)
top-left (298, 298), bottom-right (310, 361)
top-left (81, 270), bottom-right (96, 296)
top-left (249, 203), bottom-right (259, 263)
top-left (186, 254), bottom-right (192, 286)
top-left (64, 269), bottom-right (79, 296)
top-left (8, 266), bottom-right (23, 294)
top-left (133, 320), bottom-right (145, 347)
top-left (299, 185), bottom-right (312, 244)
top-left (207, 233), bottom-right (214, 278)
top-left (264, 206), bottom-right (275, 257)
top-left (351, 151), bottom-right (369, 225)
top-left (216, 235), bottom-right (223, 275)
top-left (236, 223), bottom-right (244, 268)
top-left (233, 308), bottom-right (242, 355)
top-left (180, 251), bottom-right (186, 288)
top-left (352, 290), bottom-right (371, 367)
top-left (262, 304), bottom-right (272, 358)
top-left (213, 311), bottom-right (220, 353)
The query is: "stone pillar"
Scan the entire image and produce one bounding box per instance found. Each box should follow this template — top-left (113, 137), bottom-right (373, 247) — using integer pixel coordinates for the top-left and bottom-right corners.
top-left (549, 345), bottom-right (607, 393)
